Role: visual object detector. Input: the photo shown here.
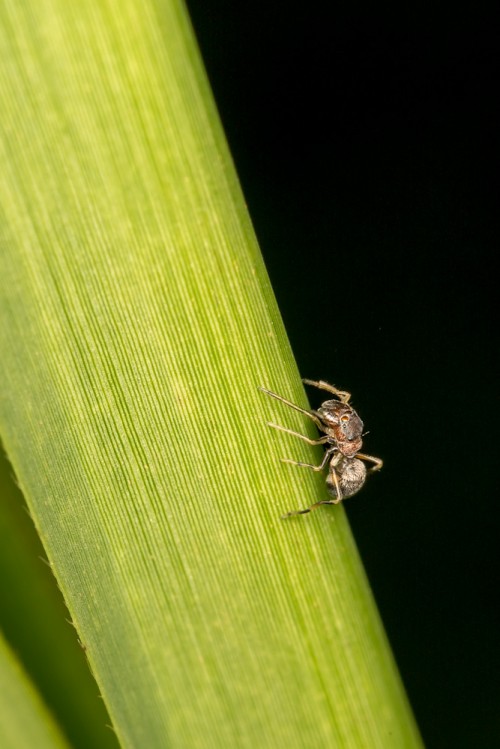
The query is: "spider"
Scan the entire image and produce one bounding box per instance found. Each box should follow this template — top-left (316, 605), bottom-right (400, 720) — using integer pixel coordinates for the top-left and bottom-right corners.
top-left (259, 379), bottom-right (383, 517)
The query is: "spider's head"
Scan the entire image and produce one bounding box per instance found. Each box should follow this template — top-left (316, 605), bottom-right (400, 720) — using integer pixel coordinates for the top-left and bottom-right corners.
top-left (318, 400), bottom-right (364, 457)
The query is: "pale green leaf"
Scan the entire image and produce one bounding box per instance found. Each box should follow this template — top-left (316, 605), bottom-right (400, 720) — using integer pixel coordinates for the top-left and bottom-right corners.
top-left (0, 1), bottom-right (423, 747)
top-left (0, 631), bottom-right (71, 749)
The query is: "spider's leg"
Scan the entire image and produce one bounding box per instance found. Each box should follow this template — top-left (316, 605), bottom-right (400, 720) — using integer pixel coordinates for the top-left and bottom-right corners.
top-left (355, 453), bottom-right (383, 472)
top-left (281, 499), bottom-right (337, 519)
top-left (258, 386), bottom-right (324, 429)
top-left (327, 465), bottom-right (343, 504)
top-left (302, 379), bottom-right (351, 404)
top-left (281, 446), bottom-right (336, 472)
top-left (267, 422), bottom-right (329, 445)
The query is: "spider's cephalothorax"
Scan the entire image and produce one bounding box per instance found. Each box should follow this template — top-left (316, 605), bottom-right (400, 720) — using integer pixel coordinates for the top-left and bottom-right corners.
top-left (259, 378), bottom-right (383, 518)
top-left (316, 400), bottom-right (364, 458)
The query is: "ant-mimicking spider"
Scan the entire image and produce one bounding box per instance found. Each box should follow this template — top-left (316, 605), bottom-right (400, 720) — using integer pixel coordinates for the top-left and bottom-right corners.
top-left (259, 379), bottom-right (382, 518)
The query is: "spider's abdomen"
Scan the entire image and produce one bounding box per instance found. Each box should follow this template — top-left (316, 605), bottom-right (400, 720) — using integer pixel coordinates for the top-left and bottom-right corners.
top-left (327, 458), bottom-right (367, 499)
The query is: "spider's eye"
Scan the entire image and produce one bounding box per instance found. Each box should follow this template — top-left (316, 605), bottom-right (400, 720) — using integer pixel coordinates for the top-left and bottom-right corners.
top-left (340, 414), bottom-right (350, 423)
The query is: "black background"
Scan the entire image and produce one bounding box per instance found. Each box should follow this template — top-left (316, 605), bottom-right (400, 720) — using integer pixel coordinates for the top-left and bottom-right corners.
top-left (185, 3), bottom-right (498, 747)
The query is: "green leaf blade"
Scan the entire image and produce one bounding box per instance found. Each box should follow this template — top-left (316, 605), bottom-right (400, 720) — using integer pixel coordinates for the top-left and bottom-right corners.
top-left (0, 632), bottom-right (72, 749)
top-left (1, 1), bottom-right (423, 747)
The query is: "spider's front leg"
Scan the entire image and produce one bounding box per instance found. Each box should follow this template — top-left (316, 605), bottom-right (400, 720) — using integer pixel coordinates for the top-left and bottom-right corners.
top-left (258, 386), bottom-right (324, 429)
top-left (302, 379), bottom-right (352, 404)
top-left (267, 422), bottom-right (329, 446)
